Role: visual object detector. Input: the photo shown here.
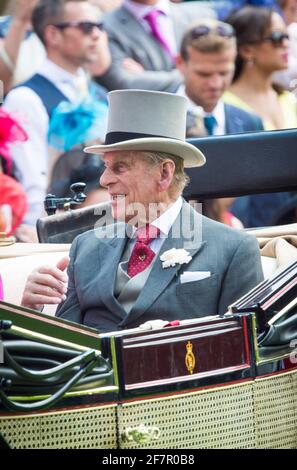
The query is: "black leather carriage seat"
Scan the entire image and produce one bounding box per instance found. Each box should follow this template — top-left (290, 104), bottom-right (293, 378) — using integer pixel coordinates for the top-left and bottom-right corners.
top-left (37, 202), bottom-right (111, 244)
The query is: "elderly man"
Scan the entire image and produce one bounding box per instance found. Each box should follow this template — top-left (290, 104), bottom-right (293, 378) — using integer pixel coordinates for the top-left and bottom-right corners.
top-left (22, 90), bottom-right (263, 332)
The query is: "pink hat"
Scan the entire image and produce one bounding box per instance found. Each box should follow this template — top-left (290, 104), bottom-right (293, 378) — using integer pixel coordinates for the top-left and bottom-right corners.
top-left (0, 275), bottom-right (4, 301)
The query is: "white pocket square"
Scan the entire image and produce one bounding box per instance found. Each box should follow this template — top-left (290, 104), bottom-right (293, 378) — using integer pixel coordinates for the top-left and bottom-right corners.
top-left (180, 271), bottom-right (211, 284)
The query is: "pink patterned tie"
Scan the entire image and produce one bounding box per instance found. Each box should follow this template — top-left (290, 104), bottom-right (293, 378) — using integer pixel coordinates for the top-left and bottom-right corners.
top-left (127, 225), bottom-right (160, 278)
top-left (144, 10), bottom-right (173, 58)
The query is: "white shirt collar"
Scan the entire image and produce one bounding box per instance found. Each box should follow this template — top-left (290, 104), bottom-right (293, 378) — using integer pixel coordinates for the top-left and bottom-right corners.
top-left (38, 58), bottom-right (89, 101)
top-left (124, 0), bottom-right (171, 21)
top-left (129, 196), bottom-right (183, 238)
top-left (39, 58), bottom-right (87, 85)
top-left (151, 196), bottom-right (183, 237)
top-left (177, 84), bottom-right (226, 135)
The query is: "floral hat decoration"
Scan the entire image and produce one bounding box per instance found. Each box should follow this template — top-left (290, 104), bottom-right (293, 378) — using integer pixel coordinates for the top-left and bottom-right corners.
top-left (48, 99), bottom-right (108, 152)
top-left (0, 108), bottom-right (28, 174)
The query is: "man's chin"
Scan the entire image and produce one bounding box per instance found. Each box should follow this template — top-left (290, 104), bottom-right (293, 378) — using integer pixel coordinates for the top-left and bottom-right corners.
top-left (111, 202), bottom-right (149, 226)
top-left (204, 96), bottom-right (221, 107)
top-left (111, 208), bottom-right (125, 222)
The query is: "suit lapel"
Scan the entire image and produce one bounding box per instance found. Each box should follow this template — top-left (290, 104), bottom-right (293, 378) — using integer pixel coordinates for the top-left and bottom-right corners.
top-left (225, 104), bottom-right (244, 134)
top-left (118, 6), bottom-right (172, 69)
top-left (125, 202), bottom-right (206, 326)
top-left (96, 226), bottom-right (129, 321)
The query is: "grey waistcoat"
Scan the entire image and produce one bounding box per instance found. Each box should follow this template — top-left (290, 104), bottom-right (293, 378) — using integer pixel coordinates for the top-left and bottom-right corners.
top-left (114, 239), bottom-right (156, 314)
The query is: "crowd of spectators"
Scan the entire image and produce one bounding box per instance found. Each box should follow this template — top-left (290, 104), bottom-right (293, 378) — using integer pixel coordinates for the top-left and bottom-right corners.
top-left (0, 0), bottom-right (297, 240)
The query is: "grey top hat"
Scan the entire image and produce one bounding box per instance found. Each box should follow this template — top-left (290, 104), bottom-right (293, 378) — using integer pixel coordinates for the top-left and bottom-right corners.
top-left (85, 90), bottom-right (206, 168)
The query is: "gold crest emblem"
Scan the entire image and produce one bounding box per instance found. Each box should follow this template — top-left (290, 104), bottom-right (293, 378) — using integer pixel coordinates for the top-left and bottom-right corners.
top-left (185, 341), bottom-right (196, 374)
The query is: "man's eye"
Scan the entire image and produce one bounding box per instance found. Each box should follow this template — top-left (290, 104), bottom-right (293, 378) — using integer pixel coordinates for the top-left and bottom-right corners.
top-left (113, 163), bottom-right (127, 173)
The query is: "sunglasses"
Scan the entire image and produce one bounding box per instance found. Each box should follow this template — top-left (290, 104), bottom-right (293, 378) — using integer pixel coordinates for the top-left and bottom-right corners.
top-left (262, 31), bottom-right (289, 46)
top-left (53, 21), bottom-right (103, 35)
top-left (189, 24), bottom-right (235, 39)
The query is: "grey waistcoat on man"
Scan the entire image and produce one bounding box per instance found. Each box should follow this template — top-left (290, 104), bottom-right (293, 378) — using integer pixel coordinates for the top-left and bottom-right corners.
top-left (114, 239), bottom-right (156, 315)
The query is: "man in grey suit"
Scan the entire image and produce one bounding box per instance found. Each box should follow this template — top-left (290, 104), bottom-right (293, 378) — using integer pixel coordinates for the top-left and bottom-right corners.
top-left (97, 0), bottom-right (216, 91)
top-left (175, 19), bottom-right (264, 136)
top-left (21, 90), bottom-right (263, 333)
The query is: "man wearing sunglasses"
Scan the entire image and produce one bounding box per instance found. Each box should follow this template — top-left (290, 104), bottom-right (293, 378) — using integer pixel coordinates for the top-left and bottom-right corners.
top-left (3, 0), bottom-right (109, 228)
top-left (175, 19), bottom-right (264, 137)
top-left (97, 0), bottom-right (216, 92)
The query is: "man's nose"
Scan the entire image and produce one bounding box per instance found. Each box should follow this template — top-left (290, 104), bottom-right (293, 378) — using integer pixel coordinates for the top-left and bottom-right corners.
top-left (209, 74), bottom-right (223, 88)
top-left (90, 26), bottom-right (100, 40)
top-left (100, 167), bottom-right (114, 188)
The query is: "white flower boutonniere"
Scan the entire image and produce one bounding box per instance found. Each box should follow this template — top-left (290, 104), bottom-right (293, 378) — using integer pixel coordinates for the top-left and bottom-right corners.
top-left (160, 248), bottom-right (192, 269)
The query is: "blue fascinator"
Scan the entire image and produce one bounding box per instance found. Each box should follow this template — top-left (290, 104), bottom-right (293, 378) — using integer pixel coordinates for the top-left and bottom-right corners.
top-left (48, 98), bottom-right (108, 152)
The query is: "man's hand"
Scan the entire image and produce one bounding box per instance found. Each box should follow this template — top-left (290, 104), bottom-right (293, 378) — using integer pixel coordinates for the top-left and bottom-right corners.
top-left (14, 224), bottom-right (38, 243)
top-left (21, 256), bottom-right (70, 311)
top-left (14, 0), bottom-right (39, 25)
top-left (122, 58), bottom-right (145, 74)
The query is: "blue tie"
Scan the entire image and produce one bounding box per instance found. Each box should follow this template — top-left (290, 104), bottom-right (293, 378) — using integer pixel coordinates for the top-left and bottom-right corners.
top-left (204, 115), bottom-right (217, 136)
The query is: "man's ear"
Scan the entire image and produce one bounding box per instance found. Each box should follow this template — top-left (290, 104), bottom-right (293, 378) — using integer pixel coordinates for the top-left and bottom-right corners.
top-left (44, 25), bottom-right (62, 49)
top-left (158, 160), bottom-right (175, 192)
top-left (175, 54), bottom-right (186, 75)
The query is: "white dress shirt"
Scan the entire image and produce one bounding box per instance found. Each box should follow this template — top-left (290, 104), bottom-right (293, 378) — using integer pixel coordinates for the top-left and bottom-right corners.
top-left (3, 58), bottom-right (89, 225)
top-left (129, 196), bottom-right (183, 255)
top-left (13, 33), bottom-right (46, 86)
top-left (177, 84), bottom-right (226, 135)
top-left (124, 0), bottom-right (177, 56)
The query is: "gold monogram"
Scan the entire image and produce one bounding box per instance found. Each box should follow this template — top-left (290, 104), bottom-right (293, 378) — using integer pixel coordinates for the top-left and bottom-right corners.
top-left (139, 255), bottom-right (146, 261)
top-left (185, 341), bottom-right (196, 375)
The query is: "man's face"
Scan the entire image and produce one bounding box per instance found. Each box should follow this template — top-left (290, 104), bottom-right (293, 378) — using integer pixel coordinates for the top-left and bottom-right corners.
top-left (50, 2), bottom-right (101, 66)
top-left (177, 46), bottom-right (236, 112)
top-left (283, 0), bottom-right (297, 24)
top-left (100, 152), bottom-right (161, 224)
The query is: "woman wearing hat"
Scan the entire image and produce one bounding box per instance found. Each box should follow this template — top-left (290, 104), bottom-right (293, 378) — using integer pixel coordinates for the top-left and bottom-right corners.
top-left (0, 109), bottom-right (28, 236)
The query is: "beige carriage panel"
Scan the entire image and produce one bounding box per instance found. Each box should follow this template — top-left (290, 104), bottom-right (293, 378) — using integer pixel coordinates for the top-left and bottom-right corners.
top-left (2, 371), bottom-right (297, 448)
top-left (0, 242), bottom-right (70, 259)
top-left (247, 224), bottom-right (297, 278)
top-left (117, 382), bottom-right (256, 449)
top-left (0, 405), bottom-right (118, 449)
top-left (0, 250), bottom-right (69, 314)
top-left (254, 370), bottom-right (297, 449)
